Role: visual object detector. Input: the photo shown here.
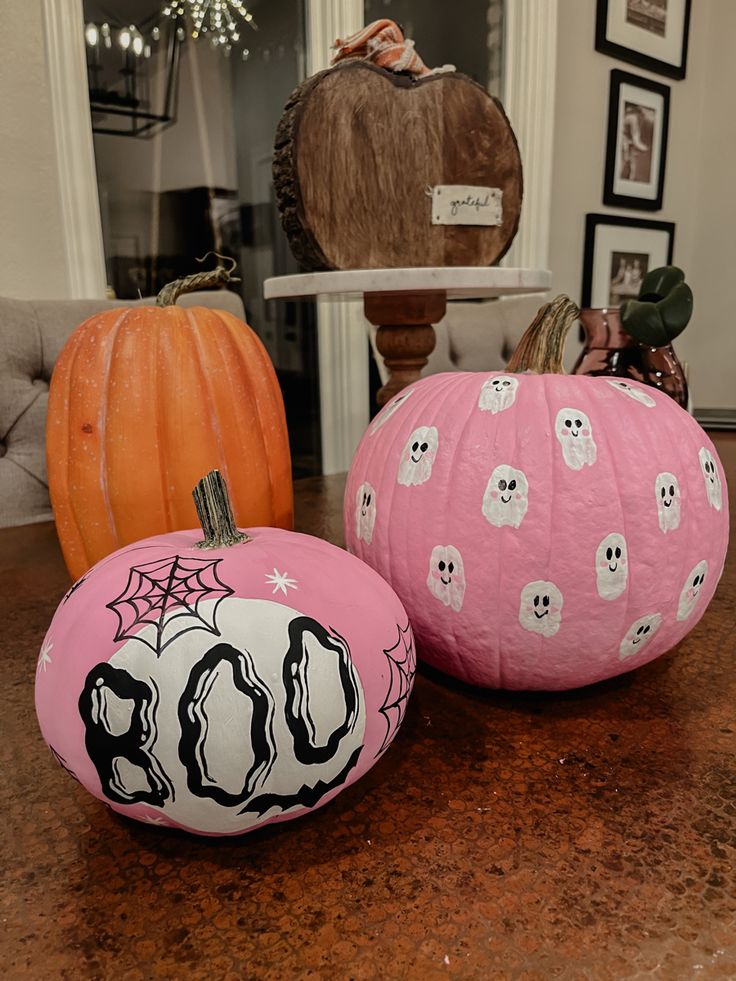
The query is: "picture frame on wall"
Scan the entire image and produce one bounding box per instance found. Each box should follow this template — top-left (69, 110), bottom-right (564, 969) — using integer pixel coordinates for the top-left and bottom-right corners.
top-left (581, 213), bottom-right (675, 308)
top-left (604, 69), bottom-right (670, 211)
top-left (595, 0), bottom-right (692, 80)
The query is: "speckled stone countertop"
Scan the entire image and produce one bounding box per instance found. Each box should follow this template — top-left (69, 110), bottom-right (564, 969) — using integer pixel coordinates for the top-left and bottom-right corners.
top-left (3, 435), bottom-right (736, 979)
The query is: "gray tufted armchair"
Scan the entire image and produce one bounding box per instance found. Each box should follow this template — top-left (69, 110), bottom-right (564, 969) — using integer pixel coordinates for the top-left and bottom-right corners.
top-left (0, 291), bottom-right (245, 528)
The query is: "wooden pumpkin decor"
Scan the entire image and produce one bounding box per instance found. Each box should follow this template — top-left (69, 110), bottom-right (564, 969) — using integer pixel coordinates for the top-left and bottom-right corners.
top-left (274, 20), bottom-right (523, 270)
top-left (47, 261), bottom-right (292, 582)
top-left (35, 471), bottom-right (415, 836)
top-left (344, 297), bottom-right (729, 691)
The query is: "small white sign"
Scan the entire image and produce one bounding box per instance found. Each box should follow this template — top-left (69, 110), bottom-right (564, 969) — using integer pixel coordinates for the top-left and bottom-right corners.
top-left (430, 185), bottom-right (503, 226)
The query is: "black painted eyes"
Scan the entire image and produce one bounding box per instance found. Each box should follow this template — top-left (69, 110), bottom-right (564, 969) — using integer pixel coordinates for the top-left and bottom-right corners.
top-left (421, 442), bottom-right (428, 453)
top-left (605, 546), bottom-right (621, 561)
top-left (412, 441), bottom-right (429, 454)
top-left (660, 485), bottom-right (676, 498)
top-left (636, 624), bottom-right (651, 636)
top-left (502, 380), bottom-right (510, 387)
top-left (692, 573), bottom-right (704, 587)
top-left (366, 493), bottom-right (371, 505)
top-left (508, 479), bottom-right (516, 491)
top-left (669, 485), bottom-right (675, 497)
top-left (438, 560), bottom-right (445, 571)
top-left (438, 560), bottom-right (455, 574)
top-left (565, 419), bottom-right (572, 428)
top-left (412, 441), bottom-right (419, 452)
top-left (533, 595), bottom-right (550, 607)
top-left (498, 479), bottom-right (517, 492)
top-left (705, 460), bottom-right (715, 474)
top-left (575, 418), bottom-right (582, 428)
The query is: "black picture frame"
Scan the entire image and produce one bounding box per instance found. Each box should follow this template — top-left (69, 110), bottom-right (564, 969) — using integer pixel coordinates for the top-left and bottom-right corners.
top-left (581, 213), bottom-right (675, 308)
top-left (604, 69), bottom-right (670, 211)
top-left (595, 0), bottom-right (691, 81)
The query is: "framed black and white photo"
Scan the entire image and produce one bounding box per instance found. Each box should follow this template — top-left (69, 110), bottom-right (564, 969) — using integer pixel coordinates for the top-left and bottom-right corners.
top-left (604, 70), bottom-right (670, 210)
top-left (581, 213), bottom-right (675, 308)
top-left (596, 0), bottom-right (692, 80)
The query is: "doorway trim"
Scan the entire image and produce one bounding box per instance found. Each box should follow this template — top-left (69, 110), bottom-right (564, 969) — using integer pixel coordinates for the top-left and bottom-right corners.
top-left (42, 0), bottom-right (107, 298)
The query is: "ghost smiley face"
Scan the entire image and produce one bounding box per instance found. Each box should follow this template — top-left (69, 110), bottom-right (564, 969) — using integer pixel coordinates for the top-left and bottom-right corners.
top-left (595, 532), bottom-right (628, 600)
top-left (655, 472), bottom-right (681, 532)
top-left (555, 408), bottom-right (597, 470)
top-left (677, 559), bottom-right (708, 621)
top-left (518, 581), bottom-right (563, 638)
top-left (619, 613), bottom-right (662, 659)
top-left (426, 545), bottom-right (466, 612)
top-left (699, 447), bottom-right (722, 510)
top-left (606, 379), bottom-right (656, 407)
top-left (355, 482), bottom-right (377, 544)
top-left (478, 375), bottom-right (519, 414)
top-left (397, 426), bottom-right (439, 486)
top-left (482, 465), bottom-right (529, 529)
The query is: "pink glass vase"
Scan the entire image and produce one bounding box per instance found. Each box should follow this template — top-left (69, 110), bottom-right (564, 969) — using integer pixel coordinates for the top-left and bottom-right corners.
top-left (572, 307), bottom-right (688, 409)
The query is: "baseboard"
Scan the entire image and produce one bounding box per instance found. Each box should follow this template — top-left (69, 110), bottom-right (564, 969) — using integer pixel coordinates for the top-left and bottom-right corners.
top-left (694, 408), bottom-right (736, 431)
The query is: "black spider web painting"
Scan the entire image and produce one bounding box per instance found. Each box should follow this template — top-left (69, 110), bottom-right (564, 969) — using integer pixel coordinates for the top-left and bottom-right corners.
top-left (376, 622), bottom-right (416, 757)
top-left (106, 555), bottom-right (233, 657)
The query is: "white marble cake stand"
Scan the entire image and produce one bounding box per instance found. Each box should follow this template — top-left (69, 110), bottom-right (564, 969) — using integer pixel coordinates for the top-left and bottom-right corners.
top-left (264, 266), bottom-right (551, 405)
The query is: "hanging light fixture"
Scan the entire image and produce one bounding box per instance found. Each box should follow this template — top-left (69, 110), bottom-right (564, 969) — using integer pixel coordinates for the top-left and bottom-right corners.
top-left (162, 0), bottom-right (258, 50)
top-left (85, 17), bottom-right (182, 138)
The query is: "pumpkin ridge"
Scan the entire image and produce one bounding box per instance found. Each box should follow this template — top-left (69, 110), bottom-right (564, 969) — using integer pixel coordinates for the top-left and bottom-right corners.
top-left (217, 309), bottom-right (291, 527)
top-left (590, 381), bottom-right (632, 649)
top-left (205, 309), bottom-right (275, 527)
top-left (70, 309), bottom-right (129, 578)
top-left (47, 315), bottom-right (89, 579)
top-left (97, 310), bottom-right (130, 553)
top-left (154, 309), bottom-right (177, 534)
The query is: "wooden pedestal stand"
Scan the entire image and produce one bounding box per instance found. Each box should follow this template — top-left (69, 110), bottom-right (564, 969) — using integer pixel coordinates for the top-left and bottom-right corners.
top-left (264, 267), bottom-right (551, 407)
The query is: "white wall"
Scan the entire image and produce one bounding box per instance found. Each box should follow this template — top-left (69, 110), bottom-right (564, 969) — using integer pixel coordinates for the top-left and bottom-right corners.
top-left (0, 0), bottom-right (68, 298)
top-left (549, 0), bottom-right (733, 409)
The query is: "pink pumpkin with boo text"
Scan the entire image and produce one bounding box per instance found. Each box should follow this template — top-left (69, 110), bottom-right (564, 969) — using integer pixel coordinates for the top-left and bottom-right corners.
top-left (345, 297), bottom-right (729, 691)
top-left (35, 474), bottom-right (414, 836)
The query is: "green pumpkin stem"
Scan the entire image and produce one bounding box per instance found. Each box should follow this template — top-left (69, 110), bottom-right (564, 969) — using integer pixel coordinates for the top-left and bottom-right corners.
top-left (193, 470), bottom-right (250, 549)
top-left (506, 295), bottom-right (580, 374)
top-left (157, 253), bottom-right (241, 307)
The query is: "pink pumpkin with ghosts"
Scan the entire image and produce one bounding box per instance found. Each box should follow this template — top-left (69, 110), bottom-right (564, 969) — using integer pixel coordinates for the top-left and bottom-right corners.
top-left (345, 297), bottom-right (729, 691)
top-left (36, 472), bottom-right (414, 836)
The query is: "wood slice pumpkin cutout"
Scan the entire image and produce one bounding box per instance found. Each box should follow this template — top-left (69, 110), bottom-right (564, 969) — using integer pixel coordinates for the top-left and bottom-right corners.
top-left (274, 61), bottom-right (523, 270)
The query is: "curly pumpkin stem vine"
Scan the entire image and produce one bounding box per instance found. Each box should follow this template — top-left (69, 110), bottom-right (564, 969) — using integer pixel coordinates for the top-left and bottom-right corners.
top-left (157, 253), bottom-right (241, 307)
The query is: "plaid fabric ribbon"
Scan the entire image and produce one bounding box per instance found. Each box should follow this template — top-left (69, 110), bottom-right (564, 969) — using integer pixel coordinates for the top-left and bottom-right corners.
top-left (331, 19), bottom-right (432, 77)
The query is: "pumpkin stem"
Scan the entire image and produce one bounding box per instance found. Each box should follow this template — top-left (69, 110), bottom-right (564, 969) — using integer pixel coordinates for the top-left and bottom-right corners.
top-left (157, 253), bottom-right (241, 307)
top-left (506, 295), bottom-right (580, 375)
top-left (193, 470), bottom-right (250, 549)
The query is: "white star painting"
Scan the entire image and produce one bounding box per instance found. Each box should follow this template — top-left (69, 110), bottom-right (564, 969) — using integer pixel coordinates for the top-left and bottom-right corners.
top-left (37, 639), bottom-right (53, 674)
top-left (264, 569), bottom-right (299, 596)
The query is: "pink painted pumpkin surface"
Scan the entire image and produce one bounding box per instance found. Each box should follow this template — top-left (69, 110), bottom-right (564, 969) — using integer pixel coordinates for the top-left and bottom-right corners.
top-left (35, 527), bottom-right (414, 836)
top-left (345, 372), bottom-right (729, 690)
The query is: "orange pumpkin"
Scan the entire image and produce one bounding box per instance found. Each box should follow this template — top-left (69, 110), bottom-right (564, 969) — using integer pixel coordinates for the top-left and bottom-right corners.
top-left (47, 284), bottom-right (292, 581)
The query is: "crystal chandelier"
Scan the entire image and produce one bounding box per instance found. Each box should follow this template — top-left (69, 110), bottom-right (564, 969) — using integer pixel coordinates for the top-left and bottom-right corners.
top-left (163, 0), bottom-right (258, 56)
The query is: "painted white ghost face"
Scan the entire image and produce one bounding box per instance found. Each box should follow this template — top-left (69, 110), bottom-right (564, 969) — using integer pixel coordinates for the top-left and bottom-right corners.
top-left (426, 545), bottom-right (466, 612)
top-left (518, 581), bottom-right (563, 638)
top-left (355, 482), bottom-right (377, 544)
top-left (699, 447), bottom-right (722, 510)
top-left (478, 375), bottom-right (519, 414)
top-left (397, 426), bottom-right (439, 486)
top-left (677, 560), bottom-right (708, 621)
top-left (595, 532), bottom-right (628, 600)
top-left (555, 408), bottom-right (597, 470)
top-left (369, 389), bottom-right (413, 435)
top-left (606, 379), bottom-right (656, 408)
top-left (655, 472), bottom-right (681, 532)
top-left (619, 613), bottom-right (662, 659)
top-left (482, 465), bottom-right (529, 528)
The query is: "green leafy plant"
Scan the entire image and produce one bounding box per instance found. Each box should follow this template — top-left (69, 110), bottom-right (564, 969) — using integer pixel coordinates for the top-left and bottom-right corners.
top-left (620, 266), bottom-right (693, 346)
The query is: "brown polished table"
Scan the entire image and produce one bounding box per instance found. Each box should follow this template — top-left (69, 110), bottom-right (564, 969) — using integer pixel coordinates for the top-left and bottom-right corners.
top-left (3, 435), bottom-right (736, 979)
